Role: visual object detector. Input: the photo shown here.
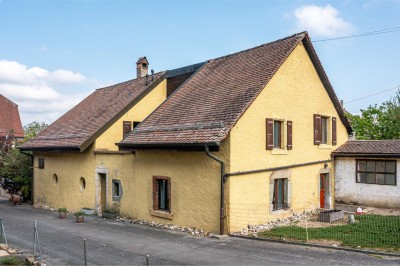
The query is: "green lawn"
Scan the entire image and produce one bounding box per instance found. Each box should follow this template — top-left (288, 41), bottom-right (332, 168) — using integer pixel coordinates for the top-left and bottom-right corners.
top-left (258, 215), bottom-right (400, 252)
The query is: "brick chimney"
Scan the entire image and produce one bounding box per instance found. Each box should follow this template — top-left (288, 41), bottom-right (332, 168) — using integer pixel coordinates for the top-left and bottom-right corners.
top-left (136, 57), bottom-right (149, 78)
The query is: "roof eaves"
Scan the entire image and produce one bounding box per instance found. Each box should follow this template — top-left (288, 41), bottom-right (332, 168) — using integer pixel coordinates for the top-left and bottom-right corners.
top-left (332, 153), bottom-right (400, 158)
top-left (79, 72), bottom-right (168, 152)
top-left (301, 35), bottom-right (353, 134)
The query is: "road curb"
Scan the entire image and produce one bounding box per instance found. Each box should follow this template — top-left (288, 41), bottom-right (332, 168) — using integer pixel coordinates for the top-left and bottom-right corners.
top-left (229, 234), bottom-right (400, 258)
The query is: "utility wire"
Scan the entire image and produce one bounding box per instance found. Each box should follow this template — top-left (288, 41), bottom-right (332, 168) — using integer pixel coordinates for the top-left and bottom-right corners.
top-left (345, 85), bottom-right (400, 104)
top-left (312, 27), bottom-right (400, 42)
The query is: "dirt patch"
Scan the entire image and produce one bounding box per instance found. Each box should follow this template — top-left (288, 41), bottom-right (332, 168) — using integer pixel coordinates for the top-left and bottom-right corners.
top-left (307, 239), bottom-right (342, 246)
top-left (364, 208), bottom-right (400, 216)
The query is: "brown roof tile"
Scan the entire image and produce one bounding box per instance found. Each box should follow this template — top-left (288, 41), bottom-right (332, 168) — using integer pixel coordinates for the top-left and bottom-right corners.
top-left (0, 94), bottom-right (24, 138)
top-left (20, 72), bottom-right (166, 151)
top-left (120, 32), bottom-right (350, 147)
top-left (332, 140), bottom-right (400, 157)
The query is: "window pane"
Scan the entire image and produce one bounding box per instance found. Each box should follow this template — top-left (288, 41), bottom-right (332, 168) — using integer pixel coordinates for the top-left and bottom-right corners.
top-left (273, 121), bottom-right (281, 148)
top-left (357, 161), bottom-right (366, 171)
top-left (357, 173), bottom-right (366, 183)
top-left (159, 180), bottom-right (166, 210)
top-left (321, 117), bottom-right (328, 144)
top-left (366, 173), bottom-right (376, 184)
top-left (283, 179), bottom-right (288, 208)
top-left (366, 161), bottom-right (375, 172)
top-left (386, 162), bottom-right (396, 173)
top-left (113, 182), bottom-right (119, 196)
top-left (376, 174), bottom-right (385, 185)
top-left (386, 174), bottom-right (396, 185)
top-left (376, 161), bottom-right (385, 172)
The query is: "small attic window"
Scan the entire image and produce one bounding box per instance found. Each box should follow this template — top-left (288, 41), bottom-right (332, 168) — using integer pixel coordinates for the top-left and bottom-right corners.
top-left (142, 63), bottom-right (147, 68)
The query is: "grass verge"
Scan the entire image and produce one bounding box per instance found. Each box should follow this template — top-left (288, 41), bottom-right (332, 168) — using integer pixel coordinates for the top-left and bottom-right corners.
top-left (258, 214), bottom-right (400, 253)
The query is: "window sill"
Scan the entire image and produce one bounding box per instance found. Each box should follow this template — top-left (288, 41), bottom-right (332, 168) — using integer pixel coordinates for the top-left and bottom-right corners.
top-left (271, 149), bottom-right (288, 155)
top-left (318, 144), bottom-right (332, 149)
top-left (150, 210), bottom-right (174, 220)
top-left (270, 208), bottom-right (290, 214)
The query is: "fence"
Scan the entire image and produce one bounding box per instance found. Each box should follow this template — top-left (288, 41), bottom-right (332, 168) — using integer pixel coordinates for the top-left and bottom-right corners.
top-left (229, 202), bottom-right (400, 253)
top-left (0, 217), bottom-right (178, 265)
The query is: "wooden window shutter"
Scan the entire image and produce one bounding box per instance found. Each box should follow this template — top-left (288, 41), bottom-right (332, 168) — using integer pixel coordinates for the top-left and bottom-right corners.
top-left (123, 121), bottom-right (132, 138)
top-left (313, 114), bottom-right (322, 145)
top-left (332, 117), bottom-right (337, 146)
top-left (152, 177), bottom-right (159, 210)
top-left (266, 118), bottom-right (274, 150)
top-left (287, 121), bottom-right (293, 150)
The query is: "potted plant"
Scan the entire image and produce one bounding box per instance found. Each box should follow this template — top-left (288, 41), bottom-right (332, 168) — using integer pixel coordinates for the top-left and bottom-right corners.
top-left (75, 211), bottom-right (85, 223)
top-left (102, 202), bottom-right (119, 219)
top-left (58, 207), bottom-right (67, 219)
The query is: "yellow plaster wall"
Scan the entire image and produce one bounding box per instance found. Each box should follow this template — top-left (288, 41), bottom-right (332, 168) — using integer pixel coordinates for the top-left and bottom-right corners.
top-left (33, 146), bottom-right (96, 210)
top-left (130, 139), bottom-right (230, 233)
top-left (95, 80), bottom-right (167, 151)
top-left (228, 43), bottom-right (348, 232)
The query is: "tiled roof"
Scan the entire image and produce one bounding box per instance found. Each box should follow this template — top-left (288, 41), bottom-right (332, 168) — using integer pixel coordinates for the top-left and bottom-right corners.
top-left (332, 140), bottom-right (400, 157)
top-left (0, 94), bottom-right (24, 138)
top-left (20, 72), bottom-right (166, 151)
top-left (120, 32), bottom-right (350, 147)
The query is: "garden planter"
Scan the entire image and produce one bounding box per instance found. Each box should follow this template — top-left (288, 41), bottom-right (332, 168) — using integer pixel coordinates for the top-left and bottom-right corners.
top-left (81, 208), bottom-right (95, 215)
top-left (59, 212), bottom-right (67, 219)
top-left (318, 210), bottom-right (344, 223)
top-left (102, 212), bottom-right (118, 219)
top-left (76, 215), bottom-right (84, 223)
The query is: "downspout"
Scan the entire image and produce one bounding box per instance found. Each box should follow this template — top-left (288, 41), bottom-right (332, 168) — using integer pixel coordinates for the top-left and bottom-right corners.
top-left (19, 150), bottom-right (34, 206)
top-left (205, 145), bottom-right (226, 235)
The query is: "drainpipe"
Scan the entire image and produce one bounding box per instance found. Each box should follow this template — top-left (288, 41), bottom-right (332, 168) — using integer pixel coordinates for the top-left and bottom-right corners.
top-left (19, 150), bottom-right (34, 205)
top-left (205, 145), bottom-right (225, 235)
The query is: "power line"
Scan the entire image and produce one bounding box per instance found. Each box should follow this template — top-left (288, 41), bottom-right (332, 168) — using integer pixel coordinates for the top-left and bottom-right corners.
top-left (345, 85), bottom-right (400, 104)
top-left (312, 27), bottom-right (400, 42)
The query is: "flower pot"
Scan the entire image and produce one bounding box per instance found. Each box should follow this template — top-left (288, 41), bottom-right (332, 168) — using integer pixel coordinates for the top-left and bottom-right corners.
top-left (76, 215), bottom-right (84, 223)
top-left (59, 212), bottom-right (67, 219)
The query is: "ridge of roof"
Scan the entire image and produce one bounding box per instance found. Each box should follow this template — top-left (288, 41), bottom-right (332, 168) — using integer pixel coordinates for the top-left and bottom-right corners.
top-left (0, 94), bottom-right (24, 138)
top-left (211, 32), bottom-right (307, 63)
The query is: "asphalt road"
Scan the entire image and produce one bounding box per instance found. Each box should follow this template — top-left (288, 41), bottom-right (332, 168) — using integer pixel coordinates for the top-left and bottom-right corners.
top-left (0, 198), bottom-right (399, 265)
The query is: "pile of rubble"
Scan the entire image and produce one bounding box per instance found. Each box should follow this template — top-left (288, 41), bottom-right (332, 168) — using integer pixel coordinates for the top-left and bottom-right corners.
top-left (114, 217), bottom-right (215, 237)
top-left (0, 244), bottom-right (45, 266)
top-left (231, 212), bottom-right (315, 236)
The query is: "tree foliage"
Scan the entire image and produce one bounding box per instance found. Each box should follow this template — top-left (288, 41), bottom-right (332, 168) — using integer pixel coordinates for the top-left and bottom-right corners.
top-left (0, 121), bottom-right (48, 200)
top-left (346, 90), bottom-right (400, 140)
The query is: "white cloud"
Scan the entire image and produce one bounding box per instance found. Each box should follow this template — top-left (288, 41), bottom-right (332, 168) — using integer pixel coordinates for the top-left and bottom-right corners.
top-left (294, 5), bottom-right (355, 37)
top-left (0, 60), bottom-right (96, 125)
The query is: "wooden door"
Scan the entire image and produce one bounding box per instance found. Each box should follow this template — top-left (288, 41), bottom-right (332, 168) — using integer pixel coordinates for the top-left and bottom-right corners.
top-left (320, 174), bottom-right (325, 208)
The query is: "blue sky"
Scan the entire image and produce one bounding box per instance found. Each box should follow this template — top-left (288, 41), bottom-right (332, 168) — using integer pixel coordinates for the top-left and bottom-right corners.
top-left (0, 0), bottom-right (399, 125)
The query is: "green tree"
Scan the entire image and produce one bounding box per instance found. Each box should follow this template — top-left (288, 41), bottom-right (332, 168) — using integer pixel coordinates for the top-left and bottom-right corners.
top-left (347, 90), bottom-right (400, 140)
top-left (0, 121), bottom-right (48, 200)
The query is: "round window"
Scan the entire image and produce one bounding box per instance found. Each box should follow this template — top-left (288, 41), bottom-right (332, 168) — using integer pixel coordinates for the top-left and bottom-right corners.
top-left (80, 177), bottom-right (86, 191)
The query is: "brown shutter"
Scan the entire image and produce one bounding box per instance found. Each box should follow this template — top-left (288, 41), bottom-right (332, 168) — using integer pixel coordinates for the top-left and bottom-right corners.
top-left (152, 177), bottom-right (159, 210)
top-left (332, 117), bottom-right (337, 146)
top-left (168, 179), bottom-right (171, 212)
top-left (313, 114), bottom-right (322, 145)
top-left (123, 121), bottom-right (132, 138)
top-left (287, 121), bottom-right (292, 150)
top-left (266, 118), bottom-right (274, 150)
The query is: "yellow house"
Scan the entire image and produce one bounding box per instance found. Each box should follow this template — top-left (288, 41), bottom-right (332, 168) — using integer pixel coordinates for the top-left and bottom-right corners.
top-left (21, 32), bottom-right (352, 235)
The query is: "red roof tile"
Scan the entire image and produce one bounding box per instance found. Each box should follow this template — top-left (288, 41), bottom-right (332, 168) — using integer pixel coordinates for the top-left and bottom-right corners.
top-left (332, 140), bottom-right (400, 157)
top-left (20, 72), bottom-right (166, 151)
top-left (0, 95), bottom-right (24, 138)
top-left (120, 32), bottom-right (350, 147)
